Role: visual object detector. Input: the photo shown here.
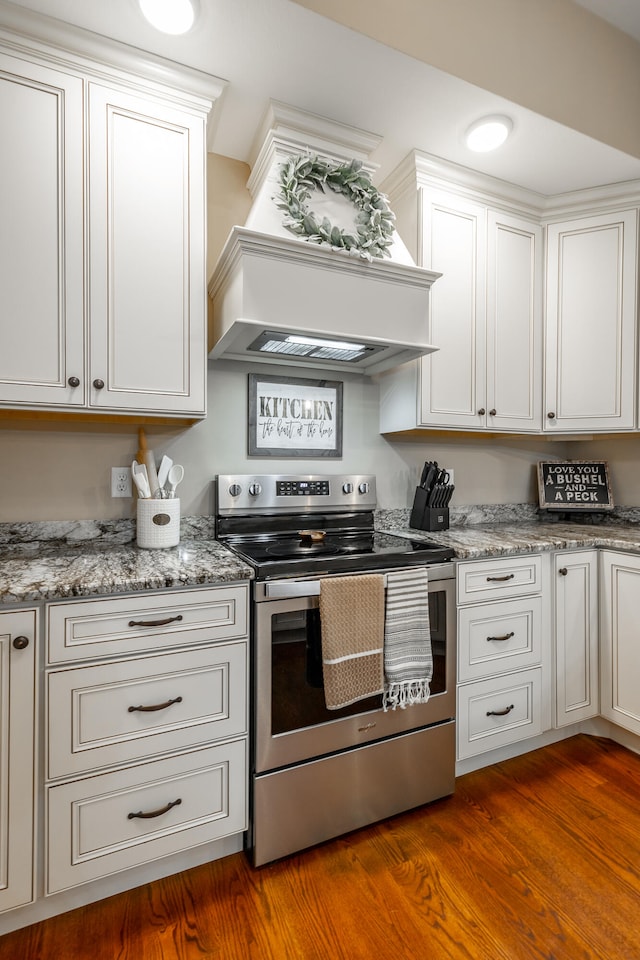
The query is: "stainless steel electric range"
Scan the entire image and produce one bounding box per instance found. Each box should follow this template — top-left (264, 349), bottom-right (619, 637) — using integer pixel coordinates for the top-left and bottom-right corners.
top-left (215, 473), bottom-right (457, 866)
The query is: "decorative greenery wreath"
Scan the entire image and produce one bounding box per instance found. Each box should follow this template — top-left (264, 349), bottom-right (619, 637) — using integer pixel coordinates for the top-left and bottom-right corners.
top-left (273, 154), bottom-right (395, 260)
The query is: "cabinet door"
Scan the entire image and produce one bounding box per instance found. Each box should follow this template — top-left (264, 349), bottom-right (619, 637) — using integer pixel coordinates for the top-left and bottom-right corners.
top-left (0, 609), bottom-right (36, 913)
top-left (87, 84), bottom-right (206, 415)
top-left (544, 210), bottom-right (637, 432)
top-left (0, 54), bottom-right (84, 408)
top-left (600, 551), bottom-right (640, 735)
top-left (418, 188), bottom-right (487, 429)
top-left (486, 211), bottom-right (542, 432)
top-left (554, 551), bottom-right (598, 727)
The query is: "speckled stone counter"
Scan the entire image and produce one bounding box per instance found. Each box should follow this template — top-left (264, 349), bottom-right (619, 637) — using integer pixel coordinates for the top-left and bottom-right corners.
top-left (5, 506), bottom-right (640, 605)
top-left (376, 505), bottom-right (640, 560)
top-left (0, 517), bottom-right (252, 604)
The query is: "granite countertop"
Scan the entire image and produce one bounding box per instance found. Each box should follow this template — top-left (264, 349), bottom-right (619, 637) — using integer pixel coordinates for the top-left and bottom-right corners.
top-left (0, 518), bottom-right (253, 604)
top-left (384, 519), bottom-right (640, 560)
top-left (4, 508), bottom-right (640, 605)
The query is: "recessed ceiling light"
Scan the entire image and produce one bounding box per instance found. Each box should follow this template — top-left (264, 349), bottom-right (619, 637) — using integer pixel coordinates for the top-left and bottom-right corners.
top-left (465, 115), bottom-right (513, 152)
top-left (137, 0), bottom-right (197, 34)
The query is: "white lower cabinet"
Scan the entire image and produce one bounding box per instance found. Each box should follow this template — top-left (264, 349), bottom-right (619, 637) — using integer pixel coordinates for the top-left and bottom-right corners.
top-left (600, 551), bottom-right (640, 735)
top-left (553, 550), bottom-right (599, 727)
top-left (457, 556), bottom-right (545, 760)
top-left (0, 609), bottom-right (37, 914)
top-left (44, 585), bottom-right (249, 895)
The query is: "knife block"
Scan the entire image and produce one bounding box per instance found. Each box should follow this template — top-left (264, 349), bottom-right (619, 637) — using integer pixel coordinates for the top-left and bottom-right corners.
top-left (409, 487), bottom-right (449, 532)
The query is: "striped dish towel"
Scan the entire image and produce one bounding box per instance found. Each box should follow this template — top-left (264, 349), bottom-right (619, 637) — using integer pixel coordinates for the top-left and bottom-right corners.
top-left (383, 566), bottom-right (432, 711)
top-left (319, 574), bottom-right (385, 710)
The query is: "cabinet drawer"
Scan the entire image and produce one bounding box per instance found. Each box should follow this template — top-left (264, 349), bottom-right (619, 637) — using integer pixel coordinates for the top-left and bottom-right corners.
top-left (47, 642), bottom-right (247, 779)
top-left (47, 585), bottom-right (248, 664)
top-left (457, 556), bottom-right (542, 604)
top-left (46, 740), bottom-right (247, 894)
top-left (457, 668), bottom-right (542, 759)
top-left (458, 596), bottom-right (542, 682)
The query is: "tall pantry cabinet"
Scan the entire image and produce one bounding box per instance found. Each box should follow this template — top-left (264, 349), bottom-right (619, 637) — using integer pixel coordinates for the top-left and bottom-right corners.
top-left (0, 5), bottom-right (224, 418)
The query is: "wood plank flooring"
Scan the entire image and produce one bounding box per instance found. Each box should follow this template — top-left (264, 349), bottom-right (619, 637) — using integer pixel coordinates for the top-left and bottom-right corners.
top-left (3, 734), bottom-right (640, 960)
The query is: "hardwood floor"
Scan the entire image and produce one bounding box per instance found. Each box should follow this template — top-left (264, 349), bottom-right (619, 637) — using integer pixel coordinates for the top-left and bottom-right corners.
top-left (3, 734), bottom-right (640, 960)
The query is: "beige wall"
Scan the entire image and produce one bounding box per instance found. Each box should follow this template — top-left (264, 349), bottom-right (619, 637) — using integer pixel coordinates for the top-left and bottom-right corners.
top-left (291, 0), bottom-right (640, 160)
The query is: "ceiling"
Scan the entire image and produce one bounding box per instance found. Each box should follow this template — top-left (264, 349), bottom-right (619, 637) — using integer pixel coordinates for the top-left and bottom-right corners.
top-left (574, 0), bottom-right (640, 43)
top-left (5, 0), bottom-right (640, 196)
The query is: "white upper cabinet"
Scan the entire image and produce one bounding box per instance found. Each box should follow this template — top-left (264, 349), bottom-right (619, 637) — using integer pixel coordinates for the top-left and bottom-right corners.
top-left (379, 173), bottom-right (542, 434)
top-left (544, 209), bottom-right (638, 433)
top-left (87, 85), bottom-right (206, 415)
top-left (0, 10), bottom-right (223, 418)
top-left (486, 210), bottom-right (542, 432)
top-left (0, 54), bottom-right (85, 408)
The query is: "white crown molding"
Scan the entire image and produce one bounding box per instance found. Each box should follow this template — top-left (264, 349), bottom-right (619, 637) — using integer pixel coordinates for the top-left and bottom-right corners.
top-left (0, 0), bottom-right (226, 114)
top-left (246, 100), bottom-right (381, 199)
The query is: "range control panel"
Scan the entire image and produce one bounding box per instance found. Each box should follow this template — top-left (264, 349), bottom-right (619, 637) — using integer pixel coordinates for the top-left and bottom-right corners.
top-left (216, 474), bottom-right (377, 514)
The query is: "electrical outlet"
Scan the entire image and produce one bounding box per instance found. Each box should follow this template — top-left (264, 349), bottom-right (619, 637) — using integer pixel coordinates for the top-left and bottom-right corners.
top-left (111, 466), bottom-right (132, 498)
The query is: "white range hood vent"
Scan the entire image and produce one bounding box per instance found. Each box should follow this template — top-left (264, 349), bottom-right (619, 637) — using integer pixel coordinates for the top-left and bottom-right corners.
top-left (208, 102), bottom-right (441, 376)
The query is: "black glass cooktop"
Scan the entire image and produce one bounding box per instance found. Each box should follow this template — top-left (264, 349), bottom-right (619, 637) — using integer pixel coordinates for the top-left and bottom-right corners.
top-left (224, 530), bottom-right (454, 579)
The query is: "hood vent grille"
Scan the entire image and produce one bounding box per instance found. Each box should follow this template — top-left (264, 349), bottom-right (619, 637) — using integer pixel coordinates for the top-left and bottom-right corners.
top-left (247, 331), bottom-right (382, 363)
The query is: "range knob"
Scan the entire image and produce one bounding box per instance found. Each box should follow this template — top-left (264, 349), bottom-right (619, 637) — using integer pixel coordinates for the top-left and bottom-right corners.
top-left (249, 483), bottom-right (262, 497)
top-left (358, 482), bottom-right (370, 494)
top-left (228, 483), bottom-right (242, 497)
top-left (342, 482), bottom-right (354, 494)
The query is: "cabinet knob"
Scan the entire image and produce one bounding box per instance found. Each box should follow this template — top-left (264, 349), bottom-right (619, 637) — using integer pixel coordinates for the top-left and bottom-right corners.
top-left (67, 376), bottom-right (80, 388)
top-left (12, 635), bottom-right (29, 650)
top-left (489, 408), bottom-right (496, 417)
top-left (478, 408), bottom-right (486, 416)
top-left (558, 567), bottom-right (568, 576)
top-left (547, 412), bottom-right (556, 420)
top-left (93, 378), bottom-right (105, 390)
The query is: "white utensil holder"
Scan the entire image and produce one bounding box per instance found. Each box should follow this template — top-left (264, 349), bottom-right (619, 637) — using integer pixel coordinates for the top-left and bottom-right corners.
top-left (136, 498), bottom-right (180, 549)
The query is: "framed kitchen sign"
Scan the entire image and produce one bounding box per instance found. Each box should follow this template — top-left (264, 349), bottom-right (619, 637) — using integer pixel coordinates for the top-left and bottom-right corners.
top-left (248, 374), bottom-right (343, 458)
top-left (537, 460), bottom-right (614, 512)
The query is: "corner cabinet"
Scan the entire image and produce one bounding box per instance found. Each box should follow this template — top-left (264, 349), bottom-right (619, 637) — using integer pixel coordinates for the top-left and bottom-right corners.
top-left (0, 15), bottom-right (223, 418)
top-left (544, 209), bottom-right (638, 432)
top-left (379, 176), bottom-right (543, 434)
top-left (0, 608), bottom-right (37, 915)
top-left (600, 551), bottom-right (640, 735)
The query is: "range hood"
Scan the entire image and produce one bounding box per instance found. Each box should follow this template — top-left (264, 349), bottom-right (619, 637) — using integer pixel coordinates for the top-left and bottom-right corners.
top-left (208, 103), bottom-right (441, 376)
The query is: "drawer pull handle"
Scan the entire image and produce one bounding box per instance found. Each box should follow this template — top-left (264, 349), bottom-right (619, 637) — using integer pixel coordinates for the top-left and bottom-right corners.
top-left (486, 574), bottom-right (515, 582)
top-left (127, 798), bottom-right (182, 820)
top-left (486, 631), bottom-right (515, 642)
top-left (487, 704), bottom-right (515, 717)
top-left (128, 615), bottom-right (184, 628)
top-left (358, 722), bottom-right (377, 733)
top-left (128, 696), bottom-right (183, 714)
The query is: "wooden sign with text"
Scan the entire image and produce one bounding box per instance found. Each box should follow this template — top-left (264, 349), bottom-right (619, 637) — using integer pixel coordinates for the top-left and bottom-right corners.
top-left (537, 461), bottom-right (613, 511)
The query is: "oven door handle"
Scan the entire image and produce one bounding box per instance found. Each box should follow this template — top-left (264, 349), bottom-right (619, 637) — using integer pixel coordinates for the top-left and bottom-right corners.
top-left (264, 581), bottom-right (321, 599)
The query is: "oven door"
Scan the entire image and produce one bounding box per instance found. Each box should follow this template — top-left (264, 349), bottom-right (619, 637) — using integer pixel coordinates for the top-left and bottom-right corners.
top-left (253, 564), bottom-right (456, 775)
